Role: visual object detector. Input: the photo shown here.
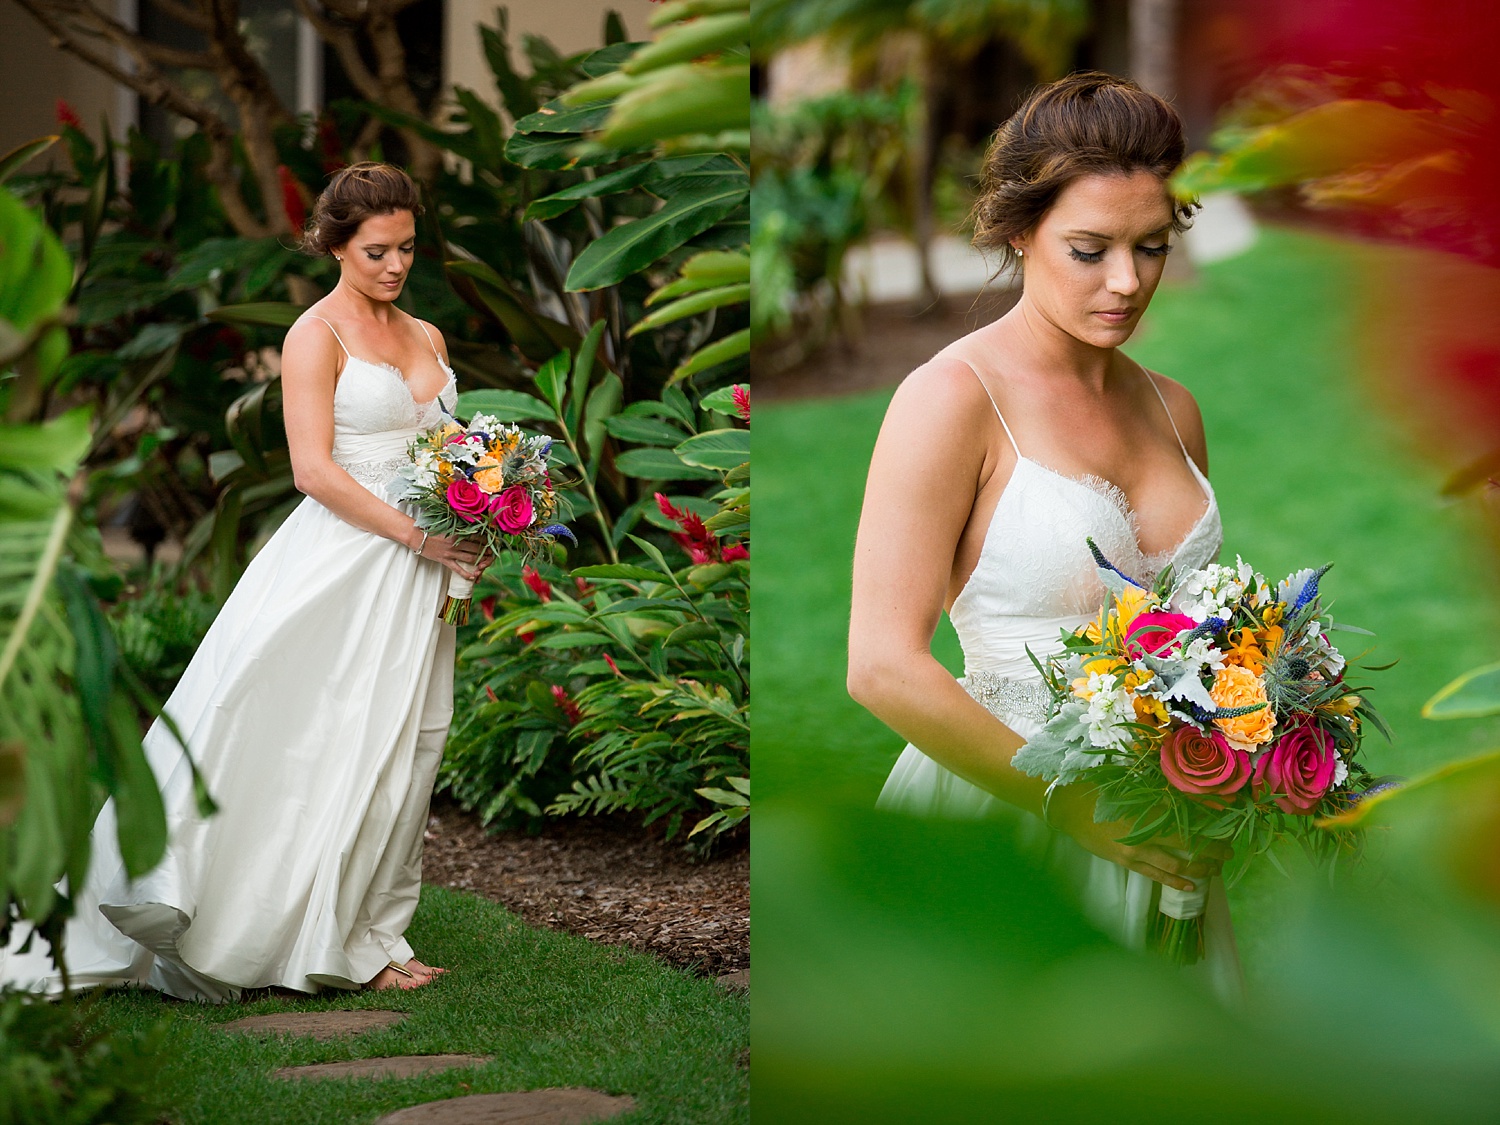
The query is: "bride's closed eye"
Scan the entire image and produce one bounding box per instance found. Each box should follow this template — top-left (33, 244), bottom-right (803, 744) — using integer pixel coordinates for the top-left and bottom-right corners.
top-left (368, 245), bottom-right (415, 261)
top-left (1068, 243), bottom-right (1172, 263)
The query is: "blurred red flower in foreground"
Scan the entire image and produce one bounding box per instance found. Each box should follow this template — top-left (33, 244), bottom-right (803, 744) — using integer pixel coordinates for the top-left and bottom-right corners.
top-left (521, 565), bottom-right (552, 602)
top-left (55, 99), bottom-right (82, 130)
top-left (277, 165), bottom-right (306, 233)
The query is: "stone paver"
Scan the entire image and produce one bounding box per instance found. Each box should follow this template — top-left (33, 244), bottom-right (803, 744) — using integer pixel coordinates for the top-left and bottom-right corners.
top-left (373, 1088), bottom-right (635, 1124)
top-left (218, 1011), bottom-right (407, 1041)
top-left (273, 1054), bottom-right (491, 1081)
top-left (715, 969), bottom-right (748, 994)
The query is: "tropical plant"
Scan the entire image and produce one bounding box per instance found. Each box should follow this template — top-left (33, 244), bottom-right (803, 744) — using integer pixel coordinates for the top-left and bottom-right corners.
top-left (0, 183), bottom-right (212, 978)
top-left (437, 378), bottom-right (749, 850)
top-left (0, 987), bottom-right (166, 1125)
top-left (750, 83), bottom-right (915, 369)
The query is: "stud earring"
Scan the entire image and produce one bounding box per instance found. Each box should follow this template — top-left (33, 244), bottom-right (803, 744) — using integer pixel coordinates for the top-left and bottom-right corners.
top-left (1015, 248), bottom-right (1024, 257)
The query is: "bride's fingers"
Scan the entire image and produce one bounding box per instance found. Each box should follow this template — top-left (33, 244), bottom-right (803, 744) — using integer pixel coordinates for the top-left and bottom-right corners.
top-left (1122, 857), bottom-right (1199, 893)
top-left (1134, 845), bottom-right (1220, 880)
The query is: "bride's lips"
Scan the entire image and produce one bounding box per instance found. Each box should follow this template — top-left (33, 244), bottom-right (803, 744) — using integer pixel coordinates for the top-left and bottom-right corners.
top-left (381, 279), bottom-right (403, 289)
top-left (1094, 307), bottom-right (1136, 324)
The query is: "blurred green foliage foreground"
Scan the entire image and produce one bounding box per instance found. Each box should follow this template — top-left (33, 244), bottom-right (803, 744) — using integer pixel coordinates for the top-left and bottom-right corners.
top-left (752, 227), bottom-right (1500, 1119)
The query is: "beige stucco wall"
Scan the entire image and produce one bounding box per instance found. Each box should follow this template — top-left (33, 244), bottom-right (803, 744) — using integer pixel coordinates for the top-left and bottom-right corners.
top-left (445, 0), bottom-right (644, 111)
top-left (0, 5), bottom-right (124, 171)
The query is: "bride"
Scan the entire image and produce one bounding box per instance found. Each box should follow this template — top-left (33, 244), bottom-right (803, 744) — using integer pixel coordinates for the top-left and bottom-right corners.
top-left (848, 73), bottom-right (1242, 998)
top-left (2, 161), bottom-right (486, 999)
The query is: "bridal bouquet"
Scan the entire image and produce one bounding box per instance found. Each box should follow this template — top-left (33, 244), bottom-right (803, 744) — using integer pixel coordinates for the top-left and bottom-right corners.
top-left (389, 411), bottom-right (575, 625)
top-left (1012, 539), bottom-right (1388, 965)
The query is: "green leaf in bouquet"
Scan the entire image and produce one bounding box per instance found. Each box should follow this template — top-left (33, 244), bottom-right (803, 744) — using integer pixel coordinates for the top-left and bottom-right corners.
top-left (572, 563), bottom-right (668, 582)
top-left (454, 388), bottom-right (554, 423)
top-left (564, 180), bottom-right (749, 292)
top-left (615, 447), bottom-right (719, 480)
top-left (675, 427), bottom-right (749, 470)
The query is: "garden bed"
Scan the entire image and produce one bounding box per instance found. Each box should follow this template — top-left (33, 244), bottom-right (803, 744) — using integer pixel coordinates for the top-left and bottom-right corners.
top-left (421, 798), bottom-right (749, 978)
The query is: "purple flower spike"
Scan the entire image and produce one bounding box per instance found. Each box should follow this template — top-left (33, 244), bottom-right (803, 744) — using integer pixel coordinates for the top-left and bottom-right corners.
top-left (542, 523), bottom-right (576, 545)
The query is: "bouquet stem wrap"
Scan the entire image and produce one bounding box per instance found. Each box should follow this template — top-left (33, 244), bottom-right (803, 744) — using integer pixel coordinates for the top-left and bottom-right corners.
top-left (1151, 848), bottom-right (1208, 966)
top-left (440, 573), bottom-right (474, 626)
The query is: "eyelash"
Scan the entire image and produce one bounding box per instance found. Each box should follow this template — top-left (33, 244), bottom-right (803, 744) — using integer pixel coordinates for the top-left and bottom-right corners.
top-left (367, 246), bottom-right (415, 261)
top-left (1068, 244), bottom-right (1172, 263)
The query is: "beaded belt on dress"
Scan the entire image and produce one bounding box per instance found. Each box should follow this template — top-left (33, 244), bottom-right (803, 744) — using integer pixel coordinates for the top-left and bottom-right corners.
top-left (959, 669), bottom-right (1052, 727)
top-left (334, 455), bottom-right (409, 491)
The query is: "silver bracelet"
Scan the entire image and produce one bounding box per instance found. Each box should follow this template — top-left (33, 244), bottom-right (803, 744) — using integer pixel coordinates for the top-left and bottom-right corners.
top-left (412, 529), bottom-right (429, 556)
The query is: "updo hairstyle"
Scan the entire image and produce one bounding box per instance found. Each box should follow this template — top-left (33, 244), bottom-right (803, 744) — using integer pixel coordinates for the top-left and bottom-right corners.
top-left (298, 161), bottom-right (424, 257)
top-left (971, 71), bottom-right (1197, 273)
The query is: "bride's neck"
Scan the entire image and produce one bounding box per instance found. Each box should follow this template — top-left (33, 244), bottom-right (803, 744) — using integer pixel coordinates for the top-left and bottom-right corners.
top-left (329, 278), bottom-right (400, 324)
top-left (998, 295), bottom-right (1115, 392)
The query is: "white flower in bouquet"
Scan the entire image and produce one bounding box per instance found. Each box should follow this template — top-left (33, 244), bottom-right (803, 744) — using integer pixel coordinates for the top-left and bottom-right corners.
top-left (1083, 671), bottom-right (1136, 750)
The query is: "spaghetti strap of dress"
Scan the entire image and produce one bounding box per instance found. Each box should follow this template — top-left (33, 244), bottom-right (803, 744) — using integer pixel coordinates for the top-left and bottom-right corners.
top-left (958, 360), bottom-right (1021, 457)
top-left (414, 319), bottom-right (446, 366)
top-left (1142, 369), bottom-right (1192, 461)
top-left (304, 314), bottom-right (351, 359)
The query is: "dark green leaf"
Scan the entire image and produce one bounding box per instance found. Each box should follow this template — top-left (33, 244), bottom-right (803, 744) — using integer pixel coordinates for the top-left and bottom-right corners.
top-left (614, 447), bottom-right (719, 480)
top-left (565, 182), bottom-right (749, 291)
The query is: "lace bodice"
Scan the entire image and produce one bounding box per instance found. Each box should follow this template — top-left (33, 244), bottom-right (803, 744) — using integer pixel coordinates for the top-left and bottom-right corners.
top-left (301, 315), bottom-right (458, 492)
top-left (950, 368), bottom-right (1222, 682)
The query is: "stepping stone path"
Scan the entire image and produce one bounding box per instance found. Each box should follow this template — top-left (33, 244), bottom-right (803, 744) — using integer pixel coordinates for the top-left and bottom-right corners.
top-left (219, 1011), bottom-right (408, 1041)
top-left (373, 1088), bottom-right (636, 1123)
top-left (273, 1054), bottom-right (492, 1081)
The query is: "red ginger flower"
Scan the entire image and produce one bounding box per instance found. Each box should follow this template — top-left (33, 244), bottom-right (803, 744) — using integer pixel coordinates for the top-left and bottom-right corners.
top-left (56, 99), bottom-right (82, 129)
top-left (277, 165), bottom-right (306, 233)
top-left (522, 565), bottom-right (552, 602)
top-left (550, 684), bottom-right (582, 725)
top-left (655, 492), bottom-right (718, 564)
top-left (732, 384), bottom-right (750, 424)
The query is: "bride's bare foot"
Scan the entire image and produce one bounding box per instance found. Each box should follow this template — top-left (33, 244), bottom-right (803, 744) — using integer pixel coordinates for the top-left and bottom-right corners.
top-left (365, 962), bottom-right (432, 991)
top-left (405, 957), bottom-right (448, 981)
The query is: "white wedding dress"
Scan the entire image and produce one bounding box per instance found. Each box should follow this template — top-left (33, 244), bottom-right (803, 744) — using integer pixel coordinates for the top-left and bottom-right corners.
top-left (2, 316), bottom-right (459, 1001)
top-left (877, 365), bottom-right (1244, 1002)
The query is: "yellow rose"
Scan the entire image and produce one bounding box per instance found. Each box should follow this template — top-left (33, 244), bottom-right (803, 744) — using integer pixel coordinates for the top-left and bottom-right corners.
top-left (1211, 665), bottom-right (1276, 748)
top-left (473, 466), bottom-right (506, 494)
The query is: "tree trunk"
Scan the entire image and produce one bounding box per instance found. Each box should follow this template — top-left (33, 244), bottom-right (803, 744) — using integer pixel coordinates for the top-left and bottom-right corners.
top-left (1129, 0), bottom-right (1178, 101)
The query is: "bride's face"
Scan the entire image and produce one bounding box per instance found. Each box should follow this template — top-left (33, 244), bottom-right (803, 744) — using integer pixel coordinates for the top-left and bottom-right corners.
top-left (333, 210), bottom-right (417, 302)
top-left (1012, 170), bottom-right (1176, 349)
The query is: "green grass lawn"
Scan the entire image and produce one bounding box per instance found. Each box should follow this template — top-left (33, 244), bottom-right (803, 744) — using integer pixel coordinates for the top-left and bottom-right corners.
top-left (758, 225), bottom-right (1500, 810)
top-left (89, 886), bottom-right (747, 1124)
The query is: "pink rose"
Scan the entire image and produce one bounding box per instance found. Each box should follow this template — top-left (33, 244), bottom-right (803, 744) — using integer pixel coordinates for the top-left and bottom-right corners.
top-left (1253, 721), bottom-right (1337, 815)
top-left (490, 485), bottom-right (534, 533)
top-left (1126, 611), bottom-right (1198, 658)
top-left (446, 478), bottom-right (488, 523)
top-left (1160, 725), bottom-right (1250, 800)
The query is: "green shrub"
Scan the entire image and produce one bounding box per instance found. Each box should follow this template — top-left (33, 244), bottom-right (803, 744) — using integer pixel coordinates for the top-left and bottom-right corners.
top-left (0, 990), bottom-right (166, 1125)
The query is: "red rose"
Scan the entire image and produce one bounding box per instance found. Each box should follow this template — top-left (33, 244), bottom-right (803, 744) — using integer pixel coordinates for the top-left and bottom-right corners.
top-left (1253, 722), bottom-right (1338, 815)
top-left (490, 485), bottom-right (534, 533)
top-left (1160, 725), bottom-right (1251, 799)
top-left (446, 479), bottom-right (487, 523)
top-left (1126, 611), bottom-right (1198, 658)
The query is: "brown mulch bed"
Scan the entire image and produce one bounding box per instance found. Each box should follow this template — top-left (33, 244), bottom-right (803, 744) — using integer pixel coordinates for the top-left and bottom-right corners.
top-left (420, 798), bottom-right (748, 978)
top-left (760, 289), bottom-right (1019, 402)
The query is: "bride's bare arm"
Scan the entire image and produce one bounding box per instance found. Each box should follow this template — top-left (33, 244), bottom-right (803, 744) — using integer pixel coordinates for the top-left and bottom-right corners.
top-left (848, 361), bottom-right (1049, 812)
top-left (280, 319), bottom-right (482, 580)
top-left (848, 361), bottom-right (1221, 893)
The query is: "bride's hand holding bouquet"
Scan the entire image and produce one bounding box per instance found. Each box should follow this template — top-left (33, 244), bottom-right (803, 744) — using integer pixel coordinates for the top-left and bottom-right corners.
top-left (390, 409), bottom-right (576, 624)
top-left (1014, 540), bottom-right (1389, 964)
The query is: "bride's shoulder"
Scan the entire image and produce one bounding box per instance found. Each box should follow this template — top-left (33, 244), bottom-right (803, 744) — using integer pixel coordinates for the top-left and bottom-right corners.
top-left (1140, 365), bottom-right (1210, 467)
top-left (887, 345), bottom-right (1001, 434)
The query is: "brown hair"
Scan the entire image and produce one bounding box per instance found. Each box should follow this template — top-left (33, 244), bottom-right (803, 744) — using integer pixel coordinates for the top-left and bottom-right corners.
top-left (971, 71), bottom-right (1196, 272)
top-left (298, 161), bottom-right (424, 257)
